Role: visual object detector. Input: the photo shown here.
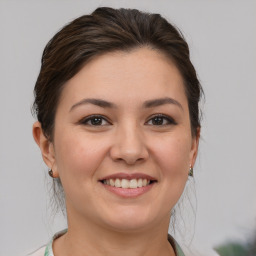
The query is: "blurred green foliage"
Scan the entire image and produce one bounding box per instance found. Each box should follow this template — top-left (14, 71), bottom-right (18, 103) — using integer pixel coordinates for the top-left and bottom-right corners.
top-left (215, 242), bottom-right (248, 256)
top-left (214, 231), bottom-right (256, 256)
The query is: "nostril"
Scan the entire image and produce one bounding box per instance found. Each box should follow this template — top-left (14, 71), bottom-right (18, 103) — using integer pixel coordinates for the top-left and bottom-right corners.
top-left (109, 137), bottom-right (149, 165)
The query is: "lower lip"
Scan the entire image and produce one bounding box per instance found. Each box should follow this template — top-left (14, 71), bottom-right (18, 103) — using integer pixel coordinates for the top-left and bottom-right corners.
top-left (101, 183), bottom-right (154, 198)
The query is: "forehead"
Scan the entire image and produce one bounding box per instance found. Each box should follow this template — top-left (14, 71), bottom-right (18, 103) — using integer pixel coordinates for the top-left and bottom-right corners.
top-left (58, 47), bottom-right (187, 109)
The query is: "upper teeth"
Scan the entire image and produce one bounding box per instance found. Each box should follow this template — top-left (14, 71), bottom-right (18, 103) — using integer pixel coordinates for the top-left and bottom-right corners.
top-left (103, 178), bottom-right (150, 188)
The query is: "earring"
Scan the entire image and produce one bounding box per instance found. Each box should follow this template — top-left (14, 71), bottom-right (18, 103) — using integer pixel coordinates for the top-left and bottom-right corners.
top-left (48, 169), bottom-right (54, 178)
top-left (189, 165), bottom-right (194, 177)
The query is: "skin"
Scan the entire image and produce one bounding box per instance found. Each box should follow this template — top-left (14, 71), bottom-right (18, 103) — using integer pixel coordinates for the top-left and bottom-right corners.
top-left (33, 47), bottom-right (200, 256)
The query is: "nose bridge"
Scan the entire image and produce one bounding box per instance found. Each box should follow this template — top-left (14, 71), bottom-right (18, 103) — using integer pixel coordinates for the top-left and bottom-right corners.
top-left (110, 119), bottom-right (148, 164)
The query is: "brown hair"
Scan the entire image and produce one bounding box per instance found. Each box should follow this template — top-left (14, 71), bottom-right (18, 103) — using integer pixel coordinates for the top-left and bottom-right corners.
top-left (33, 7), bottom-right (203, 142)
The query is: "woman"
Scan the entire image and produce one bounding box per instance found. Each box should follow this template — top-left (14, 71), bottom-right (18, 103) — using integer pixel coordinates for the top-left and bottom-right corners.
top-left (31, 7), bottom-right (202, 256)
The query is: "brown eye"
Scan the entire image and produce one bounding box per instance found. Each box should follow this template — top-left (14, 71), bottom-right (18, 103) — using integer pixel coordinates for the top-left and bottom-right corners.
top-left (146, 114), bottom-right (177, 126)
top-left (80, 115), bottom-right (110, 126)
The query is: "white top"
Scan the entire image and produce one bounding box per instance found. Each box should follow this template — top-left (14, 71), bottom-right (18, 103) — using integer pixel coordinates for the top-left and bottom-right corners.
top-left (27, 246), bottom-right (46, 256)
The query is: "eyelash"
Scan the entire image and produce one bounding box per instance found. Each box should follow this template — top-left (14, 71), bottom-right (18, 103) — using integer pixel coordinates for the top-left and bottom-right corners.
top-left (79, 114), bottom-right (177, 126)
top-left (79, 115), bottom-right (110, 126)
top-left (146, 114), bottom-right (177, 126)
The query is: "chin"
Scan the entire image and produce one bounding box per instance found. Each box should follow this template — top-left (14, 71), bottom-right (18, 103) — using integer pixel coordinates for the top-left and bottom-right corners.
top-left (100, 206), bottom-right (159, 232)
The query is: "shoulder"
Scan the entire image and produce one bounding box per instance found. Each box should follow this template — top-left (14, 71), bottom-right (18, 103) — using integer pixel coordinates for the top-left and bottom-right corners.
top-left (27, 246), bottom-right (46, 256)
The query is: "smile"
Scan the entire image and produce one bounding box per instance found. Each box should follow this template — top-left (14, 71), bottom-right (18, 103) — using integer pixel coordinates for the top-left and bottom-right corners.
top-left (99, 173), bottom-right (157, 198)
top-left (101, 178), bottom-right (153, 189)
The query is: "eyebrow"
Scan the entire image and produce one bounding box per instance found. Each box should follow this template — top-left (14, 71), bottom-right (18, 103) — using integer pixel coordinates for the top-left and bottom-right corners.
top-left (143, 97), bottom-right (183, 110)
top-left (70, 97), bottom-right (183, 111)
top-left (70, 98), bottom-right (117, 111)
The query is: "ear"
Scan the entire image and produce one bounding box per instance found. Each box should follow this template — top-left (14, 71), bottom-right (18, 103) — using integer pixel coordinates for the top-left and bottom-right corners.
top-left (189, 127), bottom-right (200, 167)
top-left (32, 121), bottom-right (59, 178)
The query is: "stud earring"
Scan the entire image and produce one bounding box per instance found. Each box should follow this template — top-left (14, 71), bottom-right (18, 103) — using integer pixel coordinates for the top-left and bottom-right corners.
top-left (48, 169), bottom-right (54, 178)
top-left (189, 165), bottom-right (194, 177)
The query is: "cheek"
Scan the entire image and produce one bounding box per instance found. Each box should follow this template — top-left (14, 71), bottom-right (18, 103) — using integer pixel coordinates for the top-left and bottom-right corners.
top-left (54, 132), bottom-right (107, 180)
top-left (151, 134), bottom-right (191, 178)
top-left (147, 133), bottom-right (192, 212)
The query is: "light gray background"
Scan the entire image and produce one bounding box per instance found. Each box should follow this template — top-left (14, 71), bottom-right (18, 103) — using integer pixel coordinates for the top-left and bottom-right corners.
top-left (0, 0), bottom-right (255, 255)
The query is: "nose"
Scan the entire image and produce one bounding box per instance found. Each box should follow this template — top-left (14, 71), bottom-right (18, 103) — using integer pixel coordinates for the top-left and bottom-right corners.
top-left (109, 123), bottom-right (149, 165)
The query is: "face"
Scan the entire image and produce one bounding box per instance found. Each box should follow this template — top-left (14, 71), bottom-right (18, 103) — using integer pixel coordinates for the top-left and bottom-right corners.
top-left (34, 47), bottom-right (199, 233)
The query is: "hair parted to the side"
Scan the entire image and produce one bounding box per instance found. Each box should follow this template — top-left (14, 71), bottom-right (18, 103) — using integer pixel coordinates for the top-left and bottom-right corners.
top-left (32, 6), bottom-right (203, 215)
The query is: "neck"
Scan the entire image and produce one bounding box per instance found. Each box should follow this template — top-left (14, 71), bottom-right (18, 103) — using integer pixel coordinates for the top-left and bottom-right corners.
top-left (53, 210), bottom-right (175, 256)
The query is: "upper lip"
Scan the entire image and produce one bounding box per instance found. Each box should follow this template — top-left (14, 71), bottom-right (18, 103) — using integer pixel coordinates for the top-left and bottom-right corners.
top-left (99, 173), bottom-right (157, 181)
